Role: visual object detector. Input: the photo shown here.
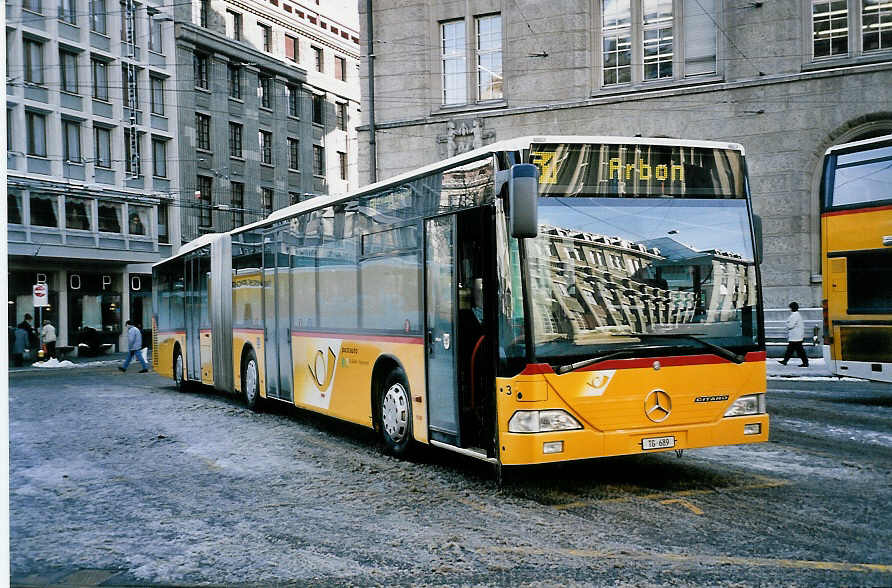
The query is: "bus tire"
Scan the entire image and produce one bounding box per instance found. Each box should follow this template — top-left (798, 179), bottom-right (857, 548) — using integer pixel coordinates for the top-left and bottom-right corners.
top-left (173, 347), bottom-right (186, 392)
top-left (379, 368), bottom-right (413, 458)
top-left (242, 348), bottom-right (261, 412)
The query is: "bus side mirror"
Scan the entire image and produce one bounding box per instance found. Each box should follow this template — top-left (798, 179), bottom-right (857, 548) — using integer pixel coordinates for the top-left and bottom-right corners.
top-left (509, 163), bottom-right (539, 238)
top-left (752, 214), bottom-right (763, 264)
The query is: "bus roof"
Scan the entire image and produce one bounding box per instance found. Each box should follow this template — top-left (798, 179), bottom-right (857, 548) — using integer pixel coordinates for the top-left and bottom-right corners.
top-left (824, 133), bottom-right (892, 156)
top-left (161, 135), bottom-right (746, 259)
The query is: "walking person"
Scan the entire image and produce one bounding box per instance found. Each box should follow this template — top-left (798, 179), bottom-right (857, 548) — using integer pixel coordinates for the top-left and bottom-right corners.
top-left (119, 319), bottom-right (150, 373)
top-left (778, 301), bottom-right (809, 367)
top-left (41, 320), bottom-right (56, 359)
top-left (18, 313), bottom-right (38, 359)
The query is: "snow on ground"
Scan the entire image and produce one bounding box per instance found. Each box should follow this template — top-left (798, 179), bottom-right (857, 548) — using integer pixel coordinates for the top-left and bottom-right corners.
top-left (31, 358), bottom-right (119, 369)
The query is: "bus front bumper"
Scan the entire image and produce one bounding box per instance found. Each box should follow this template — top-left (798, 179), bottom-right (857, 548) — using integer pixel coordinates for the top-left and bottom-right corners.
top-left (498, 414), bottom-right (770, 466)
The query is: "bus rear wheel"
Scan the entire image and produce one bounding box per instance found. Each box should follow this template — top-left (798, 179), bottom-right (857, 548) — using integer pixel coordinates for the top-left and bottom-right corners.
top-left (242, 349), bottom-right (261, 411)
top-left (173, 348), bottom-right (185, 392)
top-left (379, 369), bottom-right (413, 458)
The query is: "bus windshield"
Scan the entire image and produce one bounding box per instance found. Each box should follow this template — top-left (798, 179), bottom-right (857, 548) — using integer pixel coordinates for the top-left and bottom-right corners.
top-left (514, 143), bottom-right (760, 363)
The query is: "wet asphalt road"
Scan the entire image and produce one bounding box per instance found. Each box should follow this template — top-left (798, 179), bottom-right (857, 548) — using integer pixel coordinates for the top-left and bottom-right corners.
top-left (9, 367), bottom-right (892, 586)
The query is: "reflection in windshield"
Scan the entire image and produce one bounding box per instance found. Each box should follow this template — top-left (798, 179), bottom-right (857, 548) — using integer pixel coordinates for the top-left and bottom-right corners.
top-left (525, 198), bottom-right (759, 356)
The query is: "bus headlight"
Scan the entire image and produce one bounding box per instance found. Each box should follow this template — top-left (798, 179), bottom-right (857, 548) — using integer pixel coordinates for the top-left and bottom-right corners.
top-left (724, 394), bottom-right (766, 417)
top-left (508, 409), bottom-right (582, 433)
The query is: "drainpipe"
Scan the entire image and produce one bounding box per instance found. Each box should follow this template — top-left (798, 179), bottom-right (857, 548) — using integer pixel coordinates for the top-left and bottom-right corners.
top-left (366, 0), bottom-right (377, 183)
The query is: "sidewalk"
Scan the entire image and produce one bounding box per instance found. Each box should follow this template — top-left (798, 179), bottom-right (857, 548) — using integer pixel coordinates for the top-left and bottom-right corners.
top-left (766, 357), bottom-right (836, 379)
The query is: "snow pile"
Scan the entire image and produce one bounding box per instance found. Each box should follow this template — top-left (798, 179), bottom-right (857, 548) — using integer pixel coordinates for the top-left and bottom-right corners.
top-left (32, 358), bottom-right (77, 368)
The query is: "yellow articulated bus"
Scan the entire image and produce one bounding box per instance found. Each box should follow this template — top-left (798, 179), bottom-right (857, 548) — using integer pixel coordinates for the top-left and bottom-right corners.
top-left (820, 134), bottom-right (892, 383)
top-left (153, 136), bottom-right (769, 468)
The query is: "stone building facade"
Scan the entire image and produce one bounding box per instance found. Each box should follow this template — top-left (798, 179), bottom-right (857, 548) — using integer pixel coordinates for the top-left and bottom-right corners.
top-left (173, 0), bottom-right (361, 242)
top-left (358, 0), bottom-right (892, 306)
top-left (7, 0), bottom-right (181, 352)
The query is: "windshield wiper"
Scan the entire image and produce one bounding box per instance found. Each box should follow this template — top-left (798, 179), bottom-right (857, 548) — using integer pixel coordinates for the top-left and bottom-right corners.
top-left (554, 346), bottom-right (666, 375)
top-left (617, 333), bottom-right (746, 364)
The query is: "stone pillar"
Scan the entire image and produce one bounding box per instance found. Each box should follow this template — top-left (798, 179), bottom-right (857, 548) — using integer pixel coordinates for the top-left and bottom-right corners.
top-left (120, 268), bottom-right (131, 353)
top-left (57, 270), bottom-right (68, 347)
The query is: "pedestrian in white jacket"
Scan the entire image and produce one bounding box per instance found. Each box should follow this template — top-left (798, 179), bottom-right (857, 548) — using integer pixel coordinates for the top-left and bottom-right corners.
top-left (119, 320), bottom-right (150, 373)
top-left (778, 301), bottom-right (809, 367)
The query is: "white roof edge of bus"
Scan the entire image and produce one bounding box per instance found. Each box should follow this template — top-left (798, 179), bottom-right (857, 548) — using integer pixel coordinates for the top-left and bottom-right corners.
top-left (824, 133), bottom-right (892, 156)
top-left (229, 135), bottom-right (746, 237)
top-left (153, 232), bottom-right (223, 267)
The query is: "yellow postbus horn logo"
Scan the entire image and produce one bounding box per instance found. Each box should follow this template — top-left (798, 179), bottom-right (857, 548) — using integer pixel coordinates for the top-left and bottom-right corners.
top-left (308, 347), bottom-right (337, 391)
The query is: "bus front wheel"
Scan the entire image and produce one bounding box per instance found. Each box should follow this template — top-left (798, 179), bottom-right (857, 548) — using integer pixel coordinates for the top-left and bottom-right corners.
top-left (242, 349), bottom-right (261, 411)
top-left (379, 369), bottom-right (413, 458)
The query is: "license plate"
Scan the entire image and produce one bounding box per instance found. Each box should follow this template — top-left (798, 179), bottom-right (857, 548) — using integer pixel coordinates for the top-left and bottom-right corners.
top-left (642, 435), bottom-right (675, 450)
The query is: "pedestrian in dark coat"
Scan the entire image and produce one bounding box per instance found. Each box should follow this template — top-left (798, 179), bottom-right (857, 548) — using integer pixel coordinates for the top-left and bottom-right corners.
top-left (12, 327), bottom-right (28, 367)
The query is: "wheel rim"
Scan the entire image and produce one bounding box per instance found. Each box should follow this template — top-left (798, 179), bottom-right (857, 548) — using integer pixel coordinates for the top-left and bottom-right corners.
top-left (175, 353), bottom-right (183, 386)
top-left (382, 382), bottom-right (409, 443)
top-left (245, 358), bottom-right (258, 403)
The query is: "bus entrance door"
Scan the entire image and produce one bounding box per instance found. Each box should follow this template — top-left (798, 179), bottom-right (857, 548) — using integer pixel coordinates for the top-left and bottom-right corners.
top-left (425, 216), bottom-right (461, 445)
top-left (262, 234), bottom-right (293, 402)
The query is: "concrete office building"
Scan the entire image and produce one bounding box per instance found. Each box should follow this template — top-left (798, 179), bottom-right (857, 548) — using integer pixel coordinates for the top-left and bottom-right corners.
top-left (7, 0), bottom-right (181, 352)
top-left (172, 0), bottom-right (361, 242)
top-left (358, 0), bottom-right (892, 306)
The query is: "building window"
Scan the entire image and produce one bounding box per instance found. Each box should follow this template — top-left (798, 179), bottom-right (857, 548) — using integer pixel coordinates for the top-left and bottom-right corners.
top-left (129, 205), bottom-right (150, 235)
top-left (476, 14), bottom-right (502, 101)
top-left (288, 137), bottom-right (299, 169)
top-left (24, 39), bottom-right (44, 85)
top-left (92, 58), bottom-right (108, 100)
top-left (66, 197), bottom-right (92, 231)
top-left (122, 64), bottom-right (140, 109)
top-left (336, 102), bottom-right (347, 130)
top-left (259, 130), bottom-right (273, 164)
top-left (196, 113), bottom-right (211, 150)
top-left (259, 23), bottom-right (272, 52)
top-left (98, 202), bottom-right (121, 232)
top-left (200, 0), bottom-right (209, 27)
top-left (258, 74), bottom-right (272, 109)
top-left (193, 52), bottom-right (209, 89)
top-left (150, 76), bottom-right (164, 115)
top-left (441, 20), bottom-right (466, 105)
top-left (231, 181), bottom-right (244, 226)
top-left (90, 0), bottom-right (106, 32)
top-left (59, 0), bottom-right (76, 23)
top-left (313, 45), bottom-right (323, 72)
top-left (158, 203), bottom-right (169, 242)
top-left (338, 151), bottom-right (347, 180)
top-left (813, 0), bottom-right (892, 58)
top-left (30, 194), bottom-right (59, 227)
top-left (229, 122), bottom-right (243, 158)
top-left (149, 17), bottom-right (163, 53)
top-left (152, 138), bottom-right (167, 177)
top-left (288, 84), bottom-right (300, 117)
top-left (226, 10), bottom-right (242, 40)
top-left (228, 64), bottom-right (241, 99)
top-left (197, 175), bottom-right (213, 227)
top-left (334, 55), bottom-right (346, 81)
top-left (261, 187), bottom-right (273, 214)
top-left (600, 0), bottom-right (716, 87)
top-left (62, 120), bottom-right (81, 162)
top-left (312, 94), bottom-right (324, 125)
top-left (313, 144), bottom-right (325, 176)
top-left (289, 192), bottom-right (301, 205)
top-left (60, 50), bottom-right (79, 94)
top-left (124, 128), bottom-right (141, 175)
top-left (285, 35), bottom-right (298, 61)
top-left (26, 111), bottom-right (46, 156)
top-left (23, 0), bottom-right (41, 13)
top-left (94, 126), bottom-right (111, 167)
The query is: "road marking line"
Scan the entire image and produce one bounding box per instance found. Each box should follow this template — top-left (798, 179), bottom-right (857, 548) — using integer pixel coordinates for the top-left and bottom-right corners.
top-left (660, 498), bottom-right (704, 515)
top-left (482, 546), bottom-right (892, 574)
top-left (553, 477), bottom-right (790, 510)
